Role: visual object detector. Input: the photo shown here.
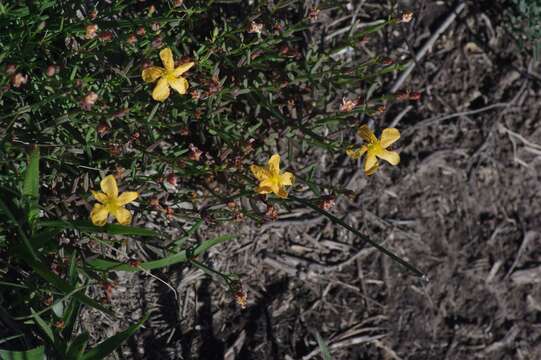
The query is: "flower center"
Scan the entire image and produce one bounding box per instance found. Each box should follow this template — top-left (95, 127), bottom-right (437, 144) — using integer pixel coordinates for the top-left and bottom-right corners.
top-left (367, 141), bottom-right (383, 154)
top-left (105, 197), bottom-right (120, 212)
top-left (269, 174), bottom-right (281, 185)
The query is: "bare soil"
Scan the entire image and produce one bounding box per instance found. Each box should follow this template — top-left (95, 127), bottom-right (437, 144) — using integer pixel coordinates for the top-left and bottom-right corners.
top-left (82, 1), bottom-right (541, 359)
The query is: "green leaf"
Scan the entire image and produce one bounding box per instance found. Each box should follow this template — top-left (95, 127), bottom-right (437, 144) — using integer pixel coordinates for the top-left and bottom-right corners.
top-left (88, 235), bottom-right (233, 272)
top-left (22, 147), bottom-right (39, 198)
top-left (80, 313), bottom-right (150, 360)
top-left (22, 147), bottom-right (40, 225)
top-left (39, 220), bottom-right (158, 237)
top-left (315, 332), bottom-right (332, 360)
top-left (29, 308), bottom-right (53, 344)
top-left (66, 333), bottom-right (89, 360)
top-left (19, 249), bottom-right (113, 316)
top-left (0, 346), bottom-right (45, 360)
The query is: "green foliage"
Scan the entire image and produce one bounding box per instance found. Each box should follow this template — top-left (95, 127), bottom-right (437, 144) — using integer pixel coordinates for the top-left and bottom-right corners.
top-left (0, 346), bottom-right (45, 360)
top-left (510, 0), bottom-right (541, 59)
top-left (0, 0), bottom-right (417, 356)
top-left (0, 143), bottom-right (232, 356)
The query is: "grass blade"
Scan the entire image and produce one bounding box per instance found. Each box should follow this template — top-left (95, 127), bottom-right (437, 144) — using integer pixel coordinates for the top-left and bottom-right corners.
top-left (80, 313), bottom-right (150, 360)
top-left (29, 308), bottom-right (53, 344)
top-left (0, 346), bottom-right (45, 360)
top-left (88, 234), bottom-right (233, 272)
top-left (66, 333), bottom-right (89, 360)
top-left (315, 332), bottom-right (332, 360)
top-left (22, 147), bottom-right (40, 225)
top-left (19, 249), bottom-right (113, 316)
top-left (39, 220), bottom-right (158, 237)
top-left (22, 147), bottom-right (39, 199)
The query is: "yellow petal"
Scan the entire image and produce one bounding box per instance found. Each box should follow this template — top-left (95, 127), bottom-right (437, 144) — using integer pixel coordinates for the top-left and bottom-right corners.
top-left (117, 191), bottom-right (139, 206)
top-left (268, 154), bottom-right (281, 176)
top-left (91, 191), bottom-right (108, 204)
top-left (275, 187), bottom-right (289, 199)
top-left (141, 66), bottom-right (165, 83)
top-left (159, 48), bottom-right (175, 71)
top-left (152, 77), bottom-right (170, 102)
top-left (346, 145), bottom-right (368, 160)
top-left (270, 182), bottom-right (281, 196)
top-left (90, 203), bottom-right (109, 226)
top-left (256, 185), bottom-right (272, 194)
top-left (279, 172), bottom-right (294, 186)
top-left (357, 125), bottom-right (377, 144)
top-left (380, 128), bottom-right (400, 148)
top-left (365, 163), bottom-right (379, 176)
top-left (173, 62), bottom-right (194, 77)
top-left (259, 178), bottom-right (276, 190)
top-left (112, 207), bottom-right (132, 225)
top-left (250, 164), bottom-right (270, 182)
top-left (100, 175), bottom-right (118, 198)
top-left (364, 153), bottom-right (378, 174)
top-left (168, 76), bottom-right (189, 95)
top-left (376, 149), bottom-right (400, 165)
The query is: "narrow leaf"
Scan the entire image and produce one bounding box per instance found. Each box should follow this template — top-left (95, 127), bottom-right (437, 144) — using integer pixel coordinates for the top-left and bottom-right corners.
top-left (0, 346), bottom-right (45, 360)
top-left (29, 308), bottom-right (53, 344)
top-left (22, 147), bottom-right (39, 199)
top-left (39, 220), bottom-right (158, 237)
top-left (88, 235), bottom-right (233, 272)
top-left (66, 333), bottom-right (89, 360)
top-left (19, 249), bottom-right (113, 316)
top-left (316, 332), bottom-right (332, 360)
top-left (80, 313), bottom-right (150, 360)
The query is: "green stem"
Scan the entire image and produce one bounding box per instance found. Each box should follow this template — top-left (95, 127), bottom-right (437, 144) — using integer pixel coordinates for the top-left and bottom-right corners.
top-left (289, 195), bottom-right (427, 279)
top-left (189, 259), bottom-right (234, 287)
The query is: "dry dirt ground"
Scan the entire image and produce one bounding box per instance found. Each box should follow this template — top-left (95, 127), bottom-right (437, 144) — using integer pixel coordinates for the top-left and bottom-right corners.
top-left (82, 1), bottom-right (541, 359)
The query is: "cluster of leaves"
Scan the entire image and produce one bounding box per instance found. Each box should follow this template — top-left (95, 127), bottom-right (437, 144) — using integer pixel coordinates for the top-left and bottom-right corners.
top-left (508, 0), bottom-right (541, 59)
top-left (0, 0), bottom-right (416, 357)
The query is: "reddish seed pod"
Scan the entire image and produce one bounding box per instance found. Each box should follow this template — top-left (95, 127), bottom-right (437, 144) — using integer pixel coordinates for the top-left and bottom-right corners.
top-left (128, 259), bottom-right (141, 268)
top-left (136, 27), bottom-right (146, 36)
top-left (81, 92), bottom-right (98, 111)
top-left (98, 31), bottom-right (113, 42)
top-left (319, 195), bottom-right (336, 210)
top-left (89, 9), bottom-right (98, 20)
top-left (11, 73), bottom-right (28, 87)
top-left (409, 91), bottom-right (421, 101)
top-left (54, 320), bottom-right (65, 329)
top-left (151, 36), bottom-right (163, 49)
top-left (5, 64), bottom-right (17, 75)
top-left (401, 10), bottom-right (414, 23)
top-left (97, 122), bottom-right (109, 136)
top-left (85, 24), bottom-right (98, 39)
top-left (127, 33), bottom-right (137, 45)
top-left (46, 64), bottom-right (59, 77)
top-left (166, 173), bottom-right (177, 186)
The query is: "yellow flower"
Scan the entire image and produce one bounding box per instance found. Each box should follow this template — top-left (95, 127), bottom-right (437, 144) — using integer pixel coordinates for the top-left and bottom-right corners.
top-left (90, 175), bottom-right (139, 226)
top-left (141, 48), bottom-right (194, 102)
top-left (250, 154), bottom-right (295, 198)
top-left (346, 125), bottom-right (400, 175)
